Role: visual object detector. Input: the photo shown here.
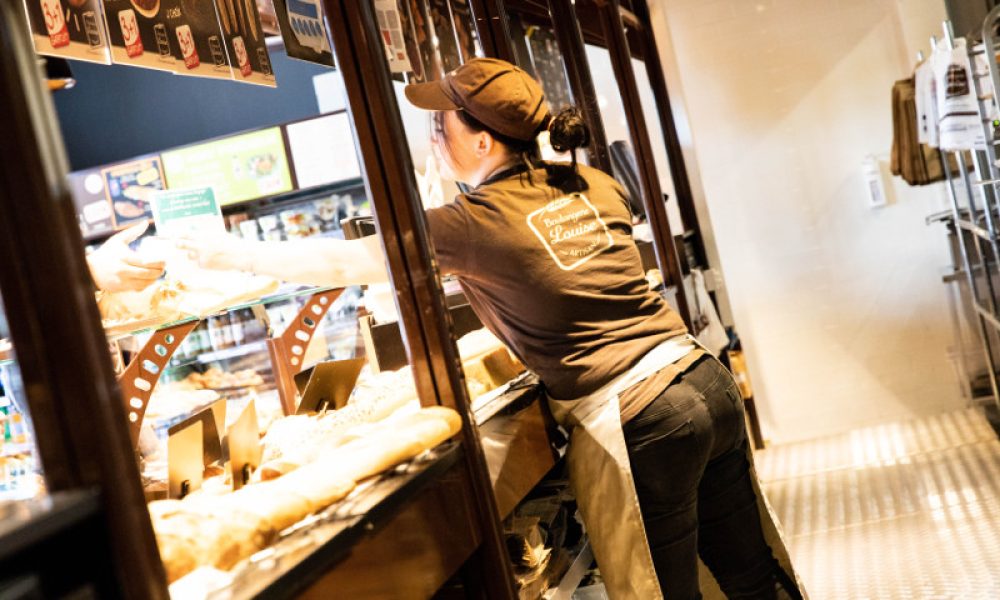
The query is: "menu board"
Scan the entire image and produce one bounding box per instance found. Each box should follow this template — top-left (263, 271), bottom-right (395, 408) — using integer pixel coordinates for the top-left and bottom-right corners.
top-left (165, 0), bottom-right (234, 80)
top-left (213, 0), bottom-right (275, 86)
top-left (22, 0), bottom-right (112, 64)
top-left (101, 0), bottom-right (179, 71)
top-left (68, 168), bottom-right (115, 237)
top-left (271, 0), bottom-right (334, 67)
top-left (286, 113), bottom-right (362, 189)
top-left (161, 128), bottom-right (293, 206)
top-left (101, 155), bottom-right (165, 227)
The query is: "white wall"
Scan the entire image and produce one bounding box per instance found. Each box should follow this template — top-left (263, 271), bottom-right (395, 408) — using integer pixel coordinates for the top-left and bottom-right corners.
top-left (652, 0), bottom-right (966, 443)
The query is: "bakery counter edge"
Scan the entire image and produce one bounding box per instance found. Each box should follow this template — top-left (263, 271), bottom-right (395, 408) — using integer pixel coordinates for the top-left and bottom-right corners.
top-left (219, 441), bottom-right (474, 599)
top-left (476, 375), bottom-right (564, 520)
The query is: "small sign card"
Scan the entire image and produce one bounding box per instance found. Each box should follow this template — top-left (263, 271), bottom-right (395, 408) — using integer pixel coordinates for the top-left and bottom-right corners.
top-left (167, 419), bottom-right (203, 499)
top-left (227, 400), bottom-right (260, 490)
top-left (151, 186), bottom-right (225, 237)
top-left (295, 358), bottom-right (366, 414)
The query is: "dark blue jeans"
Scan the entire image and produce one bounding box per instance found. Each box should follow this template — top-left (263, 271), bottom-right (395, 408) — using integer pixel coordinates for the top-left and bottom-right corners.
top-left (624, 355), bottom-right (789, 599)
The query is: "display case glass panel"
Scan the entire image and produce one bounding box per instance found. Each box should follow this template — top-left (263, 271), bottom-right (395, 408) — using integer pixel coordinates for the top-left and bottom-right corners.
top-left (0, 296), bottom-right (43, 503)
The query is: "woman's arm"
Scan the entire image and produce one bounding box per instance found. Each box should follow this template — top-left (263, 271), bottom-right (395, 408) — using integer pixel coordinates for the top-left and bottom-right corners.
top-left (176, 235), bottom-right (389, 287)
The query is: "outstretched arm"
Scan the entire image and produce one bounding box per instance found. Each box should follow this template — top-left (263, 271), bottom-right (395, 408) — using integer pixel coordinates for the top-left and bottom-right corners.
top-left (176, 234), bottom-right (389, 287)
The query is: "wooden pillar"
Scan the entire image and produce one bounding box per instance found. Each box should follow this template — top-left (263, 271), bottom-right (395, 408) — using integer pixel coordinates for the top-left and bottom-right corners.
top-left (322, 0), bottom-right (517, 596)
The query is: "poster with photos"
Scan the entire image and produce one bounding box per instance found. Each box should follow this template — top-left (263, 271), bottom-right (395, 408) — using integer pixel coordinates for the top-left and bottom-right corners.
top-left (68, 168), bottom-right (115, 238)
top-left (271, 0), bottom-right (334, 67)
top-left (165, 0), bottom-right (234, 80)
top-left (373, 0), bottom-right (411, 73)
top-left (101, 0), bottom-right (179, 71)
top-left (101, 155), bottom-right (165, 227)
top-left (22, 0), bottom-right (112, 64)
top-left (214, 0), bottom-right (275, 86)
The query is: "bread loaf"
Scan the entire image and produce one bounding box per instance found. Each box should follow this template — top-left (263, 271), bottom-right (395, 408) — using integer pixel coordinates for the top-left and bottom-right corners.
top-left (481, 347), bottom-right (525, 386)
top-left (150, 406), bottom-right (462, 583)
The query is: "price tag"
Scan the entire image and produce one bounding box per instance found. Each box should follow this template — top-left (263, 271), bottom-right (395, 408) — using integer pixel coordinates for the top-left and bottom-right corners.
top-left (227, 400), bottom-right (261, 490)
top-left (295, 358), bottom-right (366, 414)
top-left (168, 403), bottom-right (223, 465)
top-left (168, 420), bottom-right (203, 499)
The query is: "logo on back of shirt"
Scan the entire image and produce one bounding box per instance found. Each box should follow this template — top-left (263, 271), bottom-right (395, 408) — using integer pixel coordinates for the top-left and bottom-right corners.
top-left (526, 193), bottom-right (614, 271)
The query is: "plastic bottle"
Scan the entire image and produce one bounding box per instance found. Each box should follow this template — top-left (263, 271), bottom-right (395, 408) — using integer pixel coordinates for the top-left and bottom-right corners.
top-left (10, 413), bottom-right (26, 445)
top-left (229, 310), bottom-right (245, 347)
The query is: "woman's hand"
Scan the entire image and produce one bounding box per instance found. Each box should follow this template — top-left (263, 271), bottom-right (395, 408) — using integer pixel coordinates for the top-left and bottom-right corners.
top-left (88, 222), bottom-right (165, 292)
top-left (174, 234), bottom-right (253, 272)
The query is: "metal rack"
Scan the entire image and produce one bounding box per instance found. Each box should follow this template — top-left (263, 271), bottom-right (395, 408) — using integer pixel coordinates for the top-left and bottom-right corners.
top-left (938, 15), bottom-right (1000, 414)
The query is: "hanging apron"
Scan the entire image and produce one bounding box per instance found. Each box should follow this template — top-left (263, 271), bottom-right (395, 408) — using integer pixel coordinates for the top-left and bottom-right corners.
top-left (548, 336), bottom-right (807, 600)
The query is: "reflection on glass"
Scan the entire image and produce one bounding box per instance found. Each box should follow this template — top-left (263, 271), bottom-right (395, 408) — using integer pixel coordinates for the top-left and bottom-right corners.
top-left (0, 295), bottom-right (44, 502)
top-left (585, 45), bottom-right (685, 233)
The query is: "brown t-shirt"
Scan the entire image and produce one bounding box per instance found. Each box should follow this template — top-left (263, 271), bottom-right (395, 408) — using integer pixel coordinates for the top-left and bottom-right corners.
top-left (426, 162), bottom-right (689, 402)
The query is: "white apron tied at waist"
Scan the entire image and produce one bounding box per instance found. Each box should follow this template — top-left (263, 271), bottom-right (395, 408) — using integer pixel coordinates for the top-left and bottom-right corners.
top-left (548, 335), bottom-right (698, 599)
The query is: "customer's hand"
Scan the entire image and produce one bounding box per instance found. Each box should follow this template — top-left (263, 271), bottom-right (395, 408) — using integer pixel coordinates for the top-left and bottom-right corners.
top-left (174, 234), bottom-right (253, 272)
top-left (88, 222), bottom-right (165, 292)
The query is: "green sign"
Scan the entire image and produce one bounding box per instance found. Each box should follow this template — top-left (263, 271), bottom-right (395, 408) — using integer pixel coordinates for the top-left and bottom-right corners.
top-left (152, 187), bottom-right (225, 237)
top-left (161, 128), bottom-right (293, 206)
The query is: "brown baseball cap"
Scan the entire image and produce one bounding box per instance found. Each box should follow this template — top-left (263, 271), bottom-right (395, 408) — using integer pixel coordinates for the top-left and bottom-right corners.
top-left (404, 58), bottom-right (549, 142)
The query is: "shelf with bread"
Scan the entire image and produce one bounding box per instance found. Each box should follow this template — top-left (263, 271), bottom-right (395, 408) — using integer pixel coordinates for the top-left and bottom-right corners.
top-left (102, 268), bottom-right (475, 597)
top-left (147, 394), bottom-right (465, 596)
top-left (169, 440), bottom-right (466, 598)
top-left (0, 339), bottom-right (11, 366)
top-left (135, 312), bottom-right (556, 597)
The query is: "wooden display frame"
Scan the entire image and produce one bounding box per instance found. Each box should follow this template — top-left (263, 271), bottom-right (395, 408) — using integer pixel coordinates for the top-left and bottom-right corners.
top-left (267, 288), bottom-right (344, 415)
top-left (118, 320), bottom-right (200, 445)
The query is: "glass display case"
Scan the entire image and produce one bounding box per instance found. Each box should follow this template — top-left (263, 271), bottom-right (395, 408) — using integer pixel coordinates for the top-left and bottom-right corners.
top-left (0, 0), bottom-right (715, 597)
top-left (0, 306), bottom-right (41, 502)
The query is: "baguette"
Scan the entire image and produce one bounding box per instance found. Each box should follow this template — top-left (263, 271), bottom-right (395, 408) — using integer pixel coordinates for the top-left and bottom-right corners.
top-left (150, 406), bottom-right (463, 583)
top-left (275, 466), bottom-right (356, 511)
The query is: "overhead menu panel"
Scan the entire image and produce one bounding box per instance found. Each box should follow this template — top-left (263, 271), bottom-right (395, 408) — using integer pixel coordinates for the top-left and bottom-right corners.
top-left (161, 127), bottom-right (293, 206)
top-left (286, 112), bottom-right (362, 189)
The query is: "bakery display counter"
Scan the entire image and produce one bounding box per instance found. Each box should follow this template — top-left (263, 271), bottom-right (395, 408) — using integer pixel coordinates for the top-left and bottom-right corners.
top-left (168, 442), bottom-right (468, 599)
top-left (476, 373), bottom-right (563, 519)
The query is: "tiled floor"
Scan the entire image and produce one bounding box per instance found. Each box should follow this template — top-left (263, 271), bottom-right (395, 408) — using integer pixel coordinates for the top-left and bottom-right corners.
top-left (755, 408), bottom-right (1000, 599)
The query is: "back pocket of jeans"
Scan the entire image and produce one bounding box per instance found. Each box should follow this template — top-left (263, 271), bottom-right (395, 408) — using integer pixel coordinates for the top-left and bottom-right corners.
top-left (627, 418), bottom-right (695, 452)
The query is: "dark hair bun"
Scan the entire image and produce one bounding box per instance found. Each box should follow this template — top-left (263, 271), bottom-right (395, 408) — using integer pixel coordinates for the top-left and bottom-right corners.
top-left (548, 107), bottom-right (590, 153)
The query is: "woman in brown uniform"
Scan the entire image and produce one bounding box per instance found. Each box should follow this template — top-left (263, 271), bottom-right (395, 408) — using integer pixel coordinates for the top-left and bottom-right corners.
top-left (182, 58), bottom-right (800, 599)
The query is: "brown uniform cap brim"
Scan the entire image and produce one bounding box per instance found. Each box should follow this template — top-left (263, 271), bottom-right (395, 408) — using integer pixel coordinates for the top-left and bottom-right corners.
top-left (404, 81), bottom-right (460, 111)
